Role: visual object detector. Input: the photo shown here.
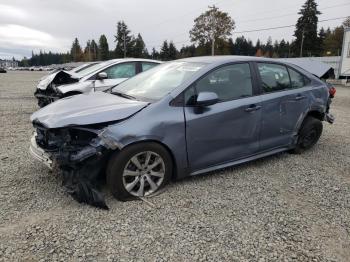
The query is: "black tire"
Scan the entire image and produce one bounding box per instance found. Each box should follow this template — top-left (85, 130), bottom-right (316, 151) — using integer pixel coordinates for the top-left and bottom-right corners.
top-left (291, 116), bottom-right (323, 154)
top-left (106, 142), bottom-right (173, 201)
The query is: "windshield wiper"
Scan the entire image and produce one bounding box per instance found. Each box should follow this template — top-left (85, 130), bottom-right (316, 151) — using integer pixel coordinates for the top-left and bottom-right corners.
top-left (112, 91), bottom-right (137, 100)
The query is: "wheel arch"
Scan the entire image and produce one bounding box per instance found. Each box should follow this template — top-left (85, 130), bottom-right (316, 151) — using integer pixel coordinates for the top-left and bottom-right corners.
top-left (108, 139), bottom-right (179, 181)
top-left (292, 109), bottom-right (325, 145)
top-left (306, 110), bottom-right (325, 122)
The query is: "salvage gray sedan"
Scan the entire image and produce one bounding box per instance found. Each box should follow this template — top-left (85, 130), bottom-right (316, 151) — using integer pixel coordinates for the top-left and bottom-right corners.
top-left (30, 56), bottom-right (334, 209)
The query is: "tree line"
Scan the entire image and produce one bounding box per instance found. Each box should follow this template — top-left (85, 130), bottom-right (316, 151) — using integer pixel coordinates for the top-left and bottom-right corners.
top-left (20, 0), bottom-right (350, 66)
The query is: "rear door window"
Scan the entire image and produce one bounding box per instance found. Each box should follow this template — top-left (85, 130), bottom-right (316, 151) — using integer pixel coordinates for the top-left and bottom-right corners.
top-left (257, 63), bottom-right (291, 93)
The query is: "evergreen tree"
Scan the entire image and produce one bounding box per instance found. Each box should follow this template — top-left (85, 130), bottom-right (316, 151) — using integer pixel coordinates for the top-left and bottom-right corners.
top-left (151, 48), bottom-right (160, 60)
top-left (90, 40), bottom-right (98, 61)
top-left (70, 37), bottom-right (83, 62)
top-left (232, 36), bottom-right (254, 56)
top-left (98, 34), bottom-right (109, 61)
top-left (293, 0), bottom-right (321, 57)
top-left (84, 40), bottom-right (92, 61)
top-left (114, 21), bottom-right (134, 58)
top-left (179, 44), bottom-right (196, 58)
top-left (255, 39), bottom-right (261, 53)
top-left (160, 40), bottom-right (169, 60)
top-left (168, 41), bottom-right (178, 60)
top-left (264, 37), bottom-right (273, 57)
top-left (132, 33), bottom-right (148, 58)
top-left (318, 27), bottom-right (327, 55)
top-left (278, 39), bottom-right (290, 58)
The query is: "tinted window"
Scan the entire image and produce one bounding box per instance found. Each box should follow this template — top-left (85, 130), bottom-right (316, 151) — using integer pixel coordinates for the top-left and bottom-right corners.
top-left (104, 62), bottom-right (136, 79)
top-left (288, 68), bottom-right (307, 89)
top-left (196, 63), bottom-right (253, 101)
top-left (258, 63), bottom-right (290, 92)
top-left (142, 62), bottom-right (158, 72)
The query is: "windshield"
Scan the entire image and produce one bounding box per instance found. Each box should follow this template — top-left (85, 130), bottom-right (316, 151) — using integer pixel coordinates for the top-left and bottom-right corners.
top-left (71, 62), bottom-right (99, 73)
top-left (72, 60), bottom-right (113, 78)
top-left (112, 61), bottom-right (206, 100)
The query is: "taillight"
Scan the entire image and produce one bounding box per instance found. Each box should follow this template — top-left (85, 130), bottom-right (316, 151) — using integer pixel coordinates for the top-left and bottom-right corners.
top-left (329, 87), bottom-right (336, 98)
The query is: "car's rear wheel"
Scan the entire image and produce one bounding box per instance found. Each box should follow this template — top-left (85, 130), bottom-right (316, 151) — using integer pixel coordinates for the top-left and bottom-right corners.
top-left (106, 142), bottom-right (172, 201)
top-left (291, 116), bottom-right (323, 154)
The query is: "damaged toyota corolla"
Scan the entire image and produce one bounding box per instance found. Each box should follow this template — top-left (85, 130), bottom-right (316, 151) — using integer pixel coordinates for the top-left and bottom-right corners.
top-left (30, 56), bottom-right (335, 209)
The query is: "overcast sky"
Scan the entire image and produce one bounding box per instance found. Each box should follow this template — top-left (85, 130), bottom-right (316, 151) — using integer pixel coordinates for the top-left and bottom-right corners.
top-left (0, 0), bottom-right (348, 59)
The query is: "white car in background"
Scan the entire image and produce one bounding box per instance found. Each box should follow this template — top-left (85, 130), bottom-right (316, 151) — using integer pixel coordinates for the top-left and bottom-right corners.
top-left (34, 58), bottom-right (162, 107)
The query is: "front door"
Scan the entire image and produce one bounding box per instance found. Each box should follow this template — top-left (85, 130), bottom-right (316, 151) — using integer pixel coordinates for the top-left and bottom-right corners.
top-left (184, 63), bottom-right (262, 172)
top-left (93, 62), bottom-right (137, 91)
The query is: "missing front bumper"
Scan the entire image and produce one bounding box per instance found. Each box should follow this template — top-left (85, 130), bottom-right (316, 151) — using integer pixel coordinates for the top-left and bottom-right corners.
top-left (29, 134), bottom-right (110, 209)
top-left (29, 135), bottom-right (53, 169)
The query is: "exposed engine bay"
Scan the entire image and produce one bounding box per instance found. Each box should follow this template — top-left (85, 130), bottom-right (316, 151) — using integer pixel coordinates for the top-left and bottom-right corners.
top-left (32, 121), bottom-right (119, 209)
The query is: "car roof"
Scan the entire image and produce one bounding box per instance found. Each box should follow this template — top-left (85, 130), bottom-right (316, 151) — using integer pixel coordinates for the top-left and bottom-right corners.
top-left (102, 58), bottom-right (162, 65)
top-left (176, 55), bottom-right (284, 64)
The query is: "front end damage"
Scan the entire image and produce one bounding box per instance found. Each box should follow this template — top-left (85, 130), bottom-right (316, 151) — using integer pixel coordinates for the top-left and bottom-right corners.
top-left (35, 71), bottom-right (79, 107)
top-left (31, 121), bottom-right (119, 209)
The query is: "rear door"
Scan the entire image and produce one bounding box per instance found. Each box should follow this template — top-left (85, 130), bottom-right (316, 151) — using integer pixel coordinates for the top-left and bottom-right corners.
top-left (280, 67), bottom-right (311, 135)
top-left (255, 62), bottom-right (310, 151)
top-left (184, 62), bottom-right (262, 172)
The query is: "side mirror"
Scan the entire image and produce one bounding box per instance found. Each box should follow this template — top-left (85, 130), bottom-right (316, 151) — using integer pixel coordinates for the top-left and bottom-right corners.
top-left (97, 72), bottom-right (108, 80)
top-left (196, 92), bottom-right (219, 107)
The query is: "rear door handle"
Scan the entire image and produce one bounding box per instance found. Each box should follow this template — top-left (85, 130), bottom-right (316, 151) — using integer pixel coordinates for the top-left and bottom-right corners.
top-left (245, 105), bottom-right (262, 112)
top-left (295, 95), bottom-right (306, 101)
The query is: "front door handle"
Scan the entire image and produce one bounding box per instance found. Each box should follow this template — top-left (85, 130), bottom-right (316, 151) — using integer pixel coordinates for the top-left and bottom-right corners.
top-left (295, 95), bottom-right (306, 101)
top-left (245, 105), bottom-right (262, 112)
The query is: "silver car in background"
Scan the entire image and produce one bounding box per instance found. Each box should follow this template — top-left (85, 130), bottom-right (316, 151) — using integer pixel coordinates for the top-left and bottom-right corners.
top-left (34, 58), bottom-right (162, 107)
top-left (30, 56), bottom-right (334, 209)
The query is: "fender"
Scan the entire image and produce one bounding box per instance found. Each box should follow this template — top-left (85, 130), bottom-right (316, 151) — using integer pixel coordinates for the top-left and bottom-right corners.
top-left (291, 104), bottom-right (326, 145)
top-left (98, 96), bottom-right (189, 179)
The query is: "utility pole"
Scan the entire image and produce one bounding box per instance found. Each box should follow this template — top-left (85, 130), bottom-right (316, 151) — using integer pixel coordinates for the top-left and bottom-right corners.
top-left (211, 37), bottom-right (215, 56)
top-left (123, 30), bottom-right (126, 58)
top-left (300, 28), bottom-right (305, 57)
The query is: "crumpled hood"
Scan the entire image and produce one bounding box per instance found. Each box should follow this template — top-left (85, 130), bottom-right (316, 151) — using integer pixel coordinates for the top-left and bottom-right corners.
top-left (37, 70), bottom-right (78, 90)
top-left (31, 92), bottom-right (149, 128)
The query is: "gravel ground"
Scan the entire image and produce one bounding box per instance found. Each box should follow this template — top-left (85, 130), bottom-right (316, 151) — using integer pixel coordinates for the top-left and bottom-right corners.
top-left (0, 71), bottom-right (349, 261)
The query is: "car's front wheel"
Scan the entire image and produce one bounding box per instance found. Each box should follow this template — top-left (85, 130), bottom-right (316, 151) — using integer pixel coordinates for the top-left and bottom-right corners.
top-left (106, 142), bottom-right (173, 201)
top-left (291, 116), bottom-right (323, 154)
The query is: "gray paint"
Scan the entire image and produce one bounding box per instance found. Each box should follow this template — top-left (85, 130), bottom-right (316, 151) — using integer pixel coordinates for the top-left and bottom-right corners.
top-left (31, 56), bottom-right (331, 179)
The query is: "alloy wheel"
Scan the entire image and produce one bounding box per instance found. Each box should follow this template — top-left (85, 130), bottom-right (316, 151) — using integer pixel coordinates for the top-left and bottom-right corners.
top-left (122, 151), bottom-right (165, 197)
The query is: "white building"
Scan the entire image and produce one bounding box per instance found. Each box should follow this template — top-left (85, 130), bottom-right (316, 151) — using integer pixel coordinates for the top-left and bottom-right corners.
top-left (339, 27), bottom-right (350, 77)
top-left (0, 59), bottom-right (18, 68)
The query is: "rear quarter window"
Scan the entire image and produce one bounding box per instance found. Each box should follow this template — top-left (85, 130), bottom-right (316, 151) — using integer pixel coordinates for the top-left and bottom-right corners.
top-left (288, 67), bottom-right (310, 89)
